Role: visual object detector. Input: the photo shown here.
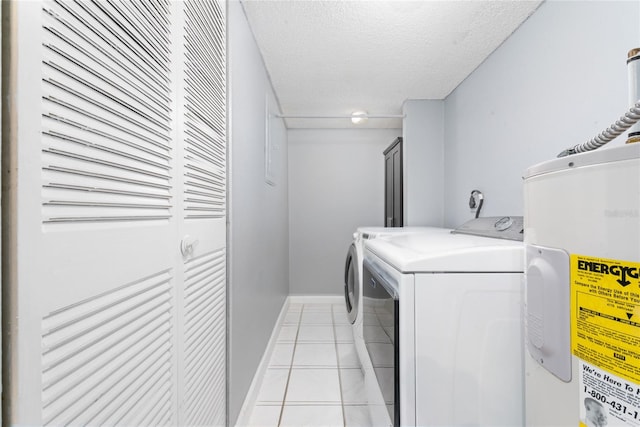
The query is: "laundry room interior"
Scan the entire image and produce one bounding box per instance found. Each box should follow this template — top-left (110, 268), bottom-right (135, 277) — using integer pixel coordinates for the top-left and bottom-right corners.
top-left (3, 1), bottom-right (640, 427)
top-left (229, 0), bottom-right (640, 425)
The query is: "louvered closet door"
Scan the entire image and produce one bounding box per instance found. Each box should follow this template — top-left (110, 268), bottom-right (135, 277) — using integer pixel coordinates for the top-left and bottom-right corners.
top-left (8, 1), bottom-right (226, 426)
top-left (177, 1), bottom-right (227, 426)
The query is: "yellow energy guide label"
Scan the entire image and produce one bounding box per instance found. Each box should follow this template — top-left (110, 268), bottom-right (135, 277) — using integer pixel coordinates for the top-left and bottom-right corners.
top-left (571, 254), bottom-right (640, 384)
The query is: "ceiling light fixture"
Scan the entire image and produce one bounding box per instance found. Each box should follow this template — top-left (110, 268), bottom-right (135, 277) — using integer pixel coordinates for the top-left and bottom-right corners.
top-left (351, 111), bottom-right (368, 124)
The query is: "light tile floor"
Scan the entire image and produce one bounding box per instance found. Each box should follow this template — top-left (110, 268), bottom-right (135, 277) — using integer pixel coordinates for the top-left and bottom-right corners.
top-left (246, 302), bottom-right (372, 427)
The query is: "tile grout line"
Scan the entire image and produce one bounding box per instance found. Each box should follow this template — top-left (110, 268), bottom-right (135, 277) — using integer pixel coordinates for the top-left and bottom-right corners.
top-left (276, 305), bottom-right (304, 427)
top-left (332, 304), bottom-right (347, 427)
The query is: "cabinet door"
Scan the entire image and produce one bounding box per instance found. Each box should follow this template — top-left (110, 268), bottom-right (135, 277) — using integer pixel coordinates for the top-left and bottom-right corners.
top-left (384, 137), bottom-right (403, 227)
top-left (6, 1), bottom-right (226, 425)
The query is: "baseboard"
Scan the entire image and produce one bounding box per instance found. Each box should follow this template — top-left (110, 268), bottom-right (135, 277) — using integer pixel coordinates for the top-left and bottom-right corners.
top-left (234, 297), bottom-right (290, 427)
top-left (287, 294), bottom-right (343, 304)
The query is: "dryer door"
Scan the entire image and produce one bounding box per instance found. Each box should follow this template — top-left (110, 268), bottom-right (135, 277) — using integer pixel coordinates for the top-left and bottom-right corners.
top-left (344, 244), bottom-right (359, 324)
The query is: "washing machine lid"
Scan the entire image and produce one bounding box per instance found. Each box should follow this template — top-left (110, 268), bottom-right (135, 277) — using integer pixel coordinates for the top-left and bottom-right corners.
top-left (365, 232), bottom-right (524, 273)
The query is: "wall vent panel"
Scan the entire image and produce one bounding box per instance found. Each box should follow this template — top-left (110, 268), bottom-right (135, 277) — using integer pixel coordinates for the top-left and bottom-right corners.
top-left (183, 0), bottom-right (226, 220)
top-left (41, 0), bottom-right (173, 225)
top-left (183, 248), bottom-right (226, 426)
top-left (41, 270), bottom-right (175, 426)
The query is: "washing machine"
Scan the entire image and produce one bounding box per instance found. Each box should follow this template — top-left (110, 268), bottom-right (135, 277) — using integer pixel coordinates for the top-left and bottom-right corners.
top-left (344, 227), bottom-right (450, 367)
top-left (361, 217), bottom-right (525, 427)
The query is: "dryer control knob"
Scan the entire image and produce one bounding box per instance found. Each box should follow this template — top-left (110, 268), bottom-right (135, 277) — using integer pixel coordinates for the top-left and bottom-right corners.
top-left (494, 216), bottom-right (513, 231)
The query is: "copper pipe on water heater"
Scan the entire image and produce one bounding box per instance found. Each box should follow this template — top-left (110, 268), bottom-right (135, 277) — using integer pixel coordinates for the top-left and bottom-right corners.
top-left (627, 47), bottom-right (640, 144)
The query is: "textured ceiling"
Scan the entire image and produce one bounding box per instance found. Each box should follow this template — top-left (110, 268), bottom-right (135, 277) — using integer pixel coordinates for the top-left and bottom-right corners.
top-left (242, 0), bottom-right (543, 128)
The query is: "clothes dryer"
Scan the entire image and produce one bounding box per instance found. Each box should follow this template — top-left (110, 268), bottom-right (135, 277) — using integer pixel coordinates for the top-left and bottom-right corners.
top-left (361, 218), bottom-right (525, 427)
top-left (344, 227), bottom-right (449, 367)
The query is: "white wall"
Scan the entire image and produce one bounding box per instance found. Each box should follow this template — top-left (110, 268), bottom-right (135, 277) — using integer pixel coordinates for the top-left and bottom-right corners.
top-left (402, 100), bottom-right (445, 227)
top-left (288, 129), bottom-right (400, 295)
top-left (443, 0), bottom-right (640, 228)
top-left (228, 1), bottom-right (289, 423)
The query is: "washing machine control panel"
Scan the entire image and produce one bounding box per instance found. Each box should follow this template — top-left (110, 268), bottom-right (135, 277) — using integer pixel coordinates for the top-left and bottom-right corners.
top-left (451, 216), bottom-right (524, 241)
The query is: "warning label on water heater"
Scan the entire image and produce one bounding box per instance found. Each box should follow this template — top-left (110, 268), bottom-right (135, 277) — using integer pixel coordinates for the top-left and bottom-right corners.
top-left (571, 254), bottom-right (640, 384)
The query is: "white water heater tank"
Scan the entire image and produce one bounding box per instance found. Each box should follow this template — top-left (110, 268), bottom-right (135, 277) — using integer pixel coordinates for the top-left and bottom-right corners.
top-left (523, 143), bottom-right (640, 427)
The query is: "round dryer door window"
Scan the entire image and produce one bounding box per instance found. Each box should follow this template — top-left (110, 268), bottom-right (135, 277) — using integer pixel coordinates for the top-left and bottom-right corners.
top-left (344, 244), bottom-right (358, 324)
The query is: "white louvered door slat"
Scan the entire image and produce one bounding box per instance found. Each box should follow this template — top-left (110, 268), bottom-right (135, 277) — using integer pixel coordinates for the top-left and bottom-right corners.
top-left (8, 0), bottom-right (226, 425)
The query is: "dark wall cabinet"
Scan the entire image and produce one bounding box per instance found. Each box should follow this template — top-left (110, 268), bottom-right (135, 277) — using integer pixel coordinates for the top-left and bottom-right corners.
top-left (384, 137), bottom-right (403, 227)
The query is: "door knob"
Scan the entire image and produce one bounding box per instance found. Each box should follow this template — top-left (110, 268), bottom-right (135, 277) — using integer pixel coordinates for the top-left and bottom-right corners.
top-left (181, 235), bottom-right (199, 257)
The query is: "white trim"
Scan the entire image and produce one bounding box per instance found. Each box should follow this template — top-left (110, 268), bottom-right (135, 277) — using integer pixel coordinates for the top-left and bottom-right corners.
top-left (287, 295), bottom-right (343, 304)
top-left (276, 114), bottom-right (405, 119)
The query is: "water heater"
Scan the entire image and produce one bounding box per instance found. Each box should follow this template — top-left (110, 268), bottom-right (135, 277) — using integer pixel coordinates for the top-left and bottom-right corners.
top-left (523, 143), bottom-right (640, 427)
